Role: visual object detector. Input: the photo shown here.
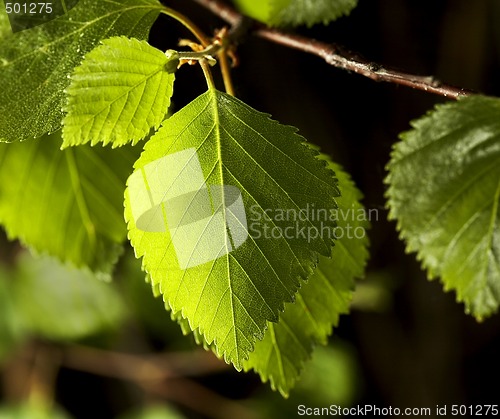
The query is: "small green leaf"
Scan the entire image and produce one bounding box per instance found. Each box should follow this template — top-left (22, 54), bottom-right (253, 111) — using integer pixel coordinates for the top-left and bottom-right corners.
top-left (12, 253), bottom-right (126, 341)
top-left (0, 132), bottom-right (138, 276)
top-left (243, 160), bottom-right (369, 396)
top-left (232, 0), bottom-right (291, 24)
top-left (125, 89), bottom-right (339, 368)
top-left (386, 95), bottom-right (500, 320)
top-left (233, 0), bottom-right (357, 27)
top-left (273, 0), bottom-right (358, 26)
top-left (63, 37), bottom-right (177, 148)
top-left (0, 0), bottom-right (163, 143)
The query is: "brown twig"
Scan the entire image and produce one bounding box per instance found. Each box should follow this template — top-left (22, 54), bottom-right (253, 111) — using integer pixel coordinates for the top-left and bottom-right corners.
top-left (62, 345), bottom-right (228, 382)
top-left (191, 0), bottom-right (475, 99)
top-left (2, 340), bottom-right (61, 408)
top-left (61, 345), bottom-right (258, 419)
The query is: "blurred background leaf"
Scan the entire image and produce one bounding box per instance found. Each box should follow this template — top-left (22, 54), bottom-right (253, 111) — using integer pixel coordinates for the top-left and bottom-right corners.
top-left (12, 253), bottom-right (126, 341)
top-left (0, 402), bottom-right (72, 419)
top-left (118, 404), bottom-right (187, 419)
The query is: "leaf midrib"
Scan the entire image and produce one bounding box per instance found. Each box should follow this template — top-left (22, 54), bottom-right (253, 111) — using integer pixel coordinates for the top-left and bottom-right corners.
top-left (210, 88), bottom-right (236, 354)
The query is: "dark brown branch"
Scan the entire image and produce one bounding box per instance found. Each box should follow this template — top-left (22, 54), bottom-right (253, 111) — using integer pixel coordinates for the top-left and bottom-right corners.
top-left (62, 345), bottom-right (229, 381)
top-left (192, 0), bottom-right (475, 100)
top-left (61, 345), bottom-right (258, 419)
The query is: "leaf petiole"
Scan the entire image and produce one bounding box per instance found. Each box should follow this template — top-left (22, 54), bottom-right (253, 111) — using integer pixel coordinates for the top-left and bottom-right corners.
top-left (200, 60), bottom-right (216, 90)
top-left (176, 48), bottom-right (218, 66)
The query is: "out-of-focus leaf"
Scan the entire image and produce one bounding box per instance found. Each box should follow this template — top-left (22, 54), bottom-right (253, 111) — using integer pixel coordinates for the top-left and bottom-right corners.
top-left (12, 253), bottom-right (126, 340)
top-left (0, 132), bottom-right (138, 276)
top-left (118, 404), bottom-right (186, 419)
top-left (124, 89), bottom-right (339, 368)
top-left (0, 402), bottom-right (72, 419)
top-left (0, 267), bottom-right (25, 361)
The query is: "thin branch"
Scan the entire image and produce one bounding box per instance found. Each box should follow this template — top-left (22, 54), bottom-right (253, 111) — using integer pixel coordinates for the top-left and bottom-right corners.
top-left (62, 345), bottom-right (228, 382)
top-left (61, 345), bottom-right (258, 419)
top-left (191, 0), bottom-right (475, 99)
top-left (143, 378), bottom-right (259, 419)
top-left (2, 340), bottom-right (61, 407)
top-left (218, 51), bottom-right (235, 95)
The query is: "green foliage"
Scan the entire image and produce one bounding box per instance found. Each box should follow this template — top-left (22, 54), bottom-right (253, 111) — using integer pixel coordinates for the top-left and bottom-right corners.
top-left (0, 252), bottom-right (126, 357)
top-left (0, 132), bottom-right (138, 276)
top-left (232, 0), bottom-right (291, 24)
top-left (274, 0), bottom-right (358, 26)
top-left (0, 402), bottom-right (72, 419)
top-left (0, 3), bottom-right (9, 39)
top-left (251, 343), bottom-right (360, 417)
top-left (243, 160), bottom-right (369, 396)
top-left (118, 405), bottom-right (186, 419)
top-left (118, 254), bottom-right (187, 342)
top-left (12, 253), bottom-right (126, 340)
top-left (0, 267), bottom-right (25, 361)
top-left (63, 37), bottom-right (177, 148)
top-left (0, 0), bottom-right (163, 143)
top-left (232, 0), bottom-right (357, 26)
top-left (294, 344), bottom-right (360, 406)
top-left (3, 0), bottom-right (496, 404)
top-left (125, 89), bottom-right (340, 369)
top-left (386, 96), bottom-right (500, 320)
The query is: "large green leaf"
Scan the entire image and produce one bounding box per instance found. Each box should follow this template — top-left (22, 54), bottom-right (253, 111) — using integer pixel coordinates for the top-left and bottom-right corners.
top-left (386, 96), bottom-right (500, 320)
top-left (125, 89), bottom-right (339, 368)
top-left (12, 253), bottom-right (126, 340)
top-left (0, 0), bottom-right (163, 143)
top-left (0, 132), bottom-right (138, 276)
top-left (243, 160), bottom-right (369, 396)
top-left (63, 37), bottom-right (177, 148)
top-left (232, 0), bottom-right (357, 26)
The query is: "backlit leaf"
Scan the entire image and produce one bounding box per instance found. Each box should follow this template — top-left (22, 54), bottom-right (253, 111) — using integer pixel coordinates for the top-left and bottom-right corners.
top-left (63, 37), bottom-right (177, 148)
top-left (13, 253), bottom-right (126, 340)
top-left (125, 89), bottom-right (339, 368)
